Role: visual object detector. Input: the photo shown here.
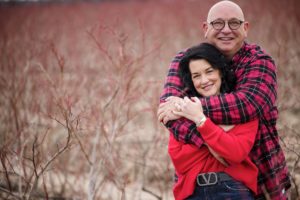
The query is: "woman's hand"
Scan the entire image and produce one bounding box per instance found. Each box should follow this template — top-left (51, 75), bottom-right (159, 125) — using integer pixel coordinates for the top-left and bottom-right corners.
top-left (172, 96), bottom-right (205, 124)
top-left (157, 96), bottom-right (184, 124)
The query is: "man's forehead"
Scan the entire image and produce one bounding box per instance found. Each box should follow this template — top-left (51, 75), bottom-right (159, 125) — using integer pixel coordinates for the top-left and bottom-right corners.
top-left (210, 17), bottom-right (242, 22)
top-left (207, 1), bottom-right (245, 22)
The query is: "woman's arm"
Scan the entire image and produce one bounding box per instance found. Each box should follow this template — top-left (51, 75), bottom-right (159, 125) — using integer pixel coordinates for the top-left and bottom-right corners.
top-left (198, 118), bottom-right (258, 164)
top-left (173, 97), bottom-right (259, 164)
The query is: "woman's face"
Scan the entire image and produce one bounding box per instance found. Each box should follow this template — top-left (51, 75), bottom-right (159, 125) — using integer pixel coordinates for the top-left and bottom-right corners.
top-left (189, 59), bottom-right (222, 97)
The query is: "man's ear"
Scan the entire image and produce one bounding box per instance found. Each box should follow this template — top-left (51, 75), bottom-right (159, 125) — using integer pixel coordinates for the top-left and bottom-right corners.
top-left (202, 22), bottom-right (209, 38)
top-left (243, 21), bottom-right (249, 38)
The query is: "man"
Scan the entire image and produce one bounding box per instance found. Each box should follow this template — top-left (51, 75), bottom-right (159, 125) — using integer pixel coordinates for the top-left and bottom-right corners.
top-left (158, 1), bottom-right (291, 199)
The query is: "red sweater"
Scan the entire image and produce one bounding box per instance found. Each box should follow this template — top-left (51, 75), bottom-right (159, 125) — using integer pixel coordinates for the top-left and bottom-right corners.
top-left (168, 118), bottom-right (259, 200)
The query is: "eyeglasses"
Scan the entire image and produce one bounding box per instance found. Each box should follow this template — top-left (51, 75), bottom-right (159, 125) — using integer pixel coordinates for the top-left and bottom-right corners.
top-left (209, 19), bottom-right (244, 30)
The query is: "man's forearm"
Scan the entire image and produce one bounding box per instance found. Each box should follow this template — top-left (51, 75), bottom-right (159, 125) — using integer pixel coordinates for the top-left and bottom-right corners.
top-left (200, 58), bottom-right (277, 124)
top-left (166, 119), bottom-right (204, 148)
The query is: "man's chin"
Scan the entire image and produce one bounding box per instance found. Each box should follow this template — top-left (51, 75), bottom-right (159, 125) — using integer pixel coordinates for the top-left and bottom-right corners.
top-left (216, 41), bottom-right (233, 49)
top-left (216, 46), bottom-right (232, 54)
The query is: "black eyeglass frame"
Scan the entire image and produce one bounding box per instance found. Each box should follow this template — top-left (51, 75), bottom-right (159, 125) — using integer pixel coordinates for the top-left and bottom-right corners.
top-left (209, 19), bottom-right (244, 30)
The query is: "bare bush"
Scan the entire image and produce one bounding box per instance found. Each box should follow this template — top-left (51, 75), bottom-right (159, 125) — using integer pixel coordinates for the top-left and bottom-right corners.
top-left (0, 0), bottom-right (299, 199)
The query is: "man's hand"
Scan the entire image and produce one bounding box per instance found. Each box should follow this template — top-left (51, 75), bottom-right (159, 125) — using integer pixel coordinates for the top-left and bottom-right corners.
top-left (157, 96), bottom-right (184, 124)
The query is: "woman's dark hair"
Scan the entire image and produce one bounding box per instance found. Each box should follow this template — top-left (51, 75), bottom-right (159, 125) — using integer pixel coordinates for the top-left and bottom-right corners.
top-left (179, 43), bottom-right (236, 97)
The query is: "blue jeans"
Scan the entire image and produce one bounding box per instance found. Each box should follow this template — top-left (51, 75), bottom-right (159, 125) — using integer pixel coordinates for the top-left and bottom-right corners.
top-left (185, 179), bottom-right (254, 200)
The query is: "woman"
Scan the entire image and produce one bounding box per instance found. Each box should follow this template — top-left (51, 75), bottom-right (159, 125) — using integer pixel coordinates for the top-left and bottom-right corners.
top-left (167, 43), bottom-right (258, 200)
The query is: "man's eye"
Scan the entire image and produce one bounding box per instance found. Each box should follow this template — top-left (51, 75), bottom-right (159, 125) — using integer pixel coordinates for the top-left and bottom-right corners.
top-left (229, 21), bottom-right (240, 25)
top-left (213, 21), bottom-right (223, 26)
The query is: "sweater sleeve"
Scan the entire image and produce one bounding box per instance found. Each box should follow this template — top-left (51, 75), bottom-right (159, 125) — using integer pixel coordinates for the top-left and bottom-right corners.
top-left (197, 118), bottom-right (259, 164)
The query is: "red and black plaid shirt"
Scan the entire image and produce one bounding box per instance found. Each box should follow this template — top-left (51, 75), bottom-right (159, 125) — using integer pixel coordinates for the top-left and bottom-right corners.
top-left (160, 42), bottom-right (291, 199)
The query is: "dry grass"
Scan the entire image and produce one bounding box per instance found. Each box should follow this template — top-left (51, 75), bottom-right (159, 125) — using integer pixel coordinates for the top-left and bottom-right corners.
top-left (0, 0), bottom-right (299, 199)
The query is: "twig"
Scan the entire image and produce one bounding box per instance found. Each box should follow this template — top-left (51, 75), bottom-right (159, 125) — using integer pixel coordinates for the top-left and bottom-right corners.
top-left (0, 186), bottom-right (22, 200)
top-left (26, 127), bottom-right (71, 200)
top-left (142, 186), bottom-right (162, 200)
top-left (0, 152), bottom-right (12, 192)
top-left (42, 174), bottom-right (49, 200)
top-left (279, 136), bottom-right (300, 157)
top-left (103, 87), bottom-right (120, 111)
top-left (86, 29), bottom-right (117, 69)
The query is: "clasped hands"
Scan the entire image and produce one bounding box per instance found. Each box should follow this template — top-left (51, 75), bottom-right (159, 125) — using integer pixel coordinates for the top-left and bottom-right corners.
top-left (157, 96), bottom-right (205, 125)
top-left (157, 96), bottom-right (229, 167)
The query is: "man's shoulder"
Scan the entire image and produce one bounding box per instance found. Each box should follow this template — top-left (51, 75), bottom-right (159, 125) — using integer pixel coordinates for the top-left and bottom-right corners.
top-left (243, 42), bottom-right (273, 61)
top-left (172, 49), bottom-right (187, 62)
top-left (238, 43), bottom-right (276, 71)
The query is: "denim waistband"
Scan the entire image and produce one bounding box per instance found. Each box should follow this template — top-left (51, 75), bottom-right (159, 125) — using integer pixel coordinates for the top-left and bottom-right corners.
top-left (196, 172), bottom-right (232, 186)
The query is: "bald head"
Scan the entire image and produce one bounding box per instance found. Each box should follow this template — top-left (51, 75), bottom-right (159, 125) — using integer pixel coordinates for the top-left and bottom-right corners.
top-left (207, 1), bottom-right (245, 22)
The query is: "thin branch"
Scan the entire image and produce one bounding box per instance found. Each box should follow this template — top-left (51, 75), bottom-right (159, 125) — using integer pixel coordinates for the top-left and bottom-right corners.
top-left (0, 186), bottom-right (22, 200)
top-left (32, 136), bottom-right (39, 178)
top-left (26, 126), bottom-right (71, 200)
top-left (42, 174), bottom-right (49, 200)
top-left (73, 130), bottom-right (93, 166)
top-left (86, 29), bottom-right (117, 68)
top-left (38, 130), bottom-right (71, 178)
top-left (0, 152), bottom-right (13, 192)
top-left (279, 136), bottom-right (300, 157)
top-left (142, 186), bottom-right (162, 200)
top-left (103, 87), bottom-right (119, 110)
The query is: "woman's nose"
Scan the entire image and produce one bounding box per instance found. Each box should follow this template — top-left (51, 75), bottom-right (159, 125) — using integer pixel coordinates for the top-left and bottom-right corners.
top-left (200, 75), bottom-right (209, 84)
